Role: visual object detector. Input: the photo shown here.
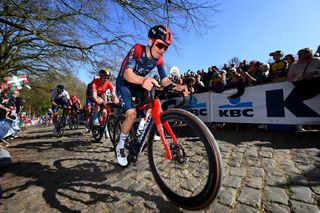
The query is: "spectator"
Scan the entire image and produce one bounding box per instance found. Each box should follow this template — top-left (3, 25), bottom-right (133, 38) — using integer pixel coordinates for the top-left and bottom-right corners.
top-left (194, 74), bottom-right (208, 93)
top-left (0, 80), bottom-right (11, 120)
top-left (226, 67), bottom-right (236, 82)
top-left (261, 63), bottom-right (270, 77)
top-left (210, 72), bottom-right (226, 93)
top-left (242, 60), bottom-right (268, 86)
top-left (206, 67), bottom-right (215, 88)
top-left (284, 54), bottom-right (296, 71)
top-left (269, 50), bottom-right (288, 82)
top-left (241, 60), bottom-right (249, 72)
top-left (315, 45), bottom-right (320, 57)
top-left (222, 63), bottom-right (230, 72)
top-left (287, 47), bottom-right (320, 100)
top-left (226, 70), bottom-right (246, 99)
top-left (0, 89), bottom-right (12, 119)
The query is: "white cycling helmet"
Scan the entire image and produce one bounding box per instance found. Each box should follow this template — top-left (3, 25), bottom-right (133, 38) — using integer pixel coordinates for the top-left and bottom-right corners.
top-left (169, 66), bottom-right (180, 77)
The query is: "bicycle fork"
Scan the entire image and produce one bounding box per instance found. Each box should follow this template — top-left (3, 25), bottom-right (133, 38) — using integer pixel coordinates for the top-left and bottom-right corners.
top-left (152, 99), bottom-right (177, 161)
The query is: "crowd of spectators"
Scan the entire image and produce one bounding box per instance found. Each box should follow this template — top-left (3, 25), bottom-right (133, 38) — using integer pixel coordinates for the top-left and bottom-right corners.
top-left (0, 79), bottom-right (26, 142)
top-left (167, 46), bottom-right (320, 131)
top-left (168, 45), bottom-right (320, 101)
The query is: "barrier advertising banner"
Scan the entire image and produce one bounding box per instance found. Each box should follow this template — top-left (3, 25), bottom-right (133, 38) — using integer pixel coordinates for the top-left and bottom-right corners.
top-left (211, 82), bottom-right (320, 124)
top-left (161, 92), bottom-right (211, 122)
top-left (160, 82), bottom-right (320, 125)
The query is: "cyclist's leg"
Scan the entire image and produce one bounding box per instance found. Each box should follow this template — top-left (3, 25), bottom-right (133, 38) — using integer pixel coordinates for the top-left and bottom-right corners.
top-left (92, 96), bottom-right (103, 126)
top-left (101, 105), bottom-right (110, 138)
top-left (115, 86), bottom-right (139, 166)
top-left (52, 103), bottom-right (60, 134)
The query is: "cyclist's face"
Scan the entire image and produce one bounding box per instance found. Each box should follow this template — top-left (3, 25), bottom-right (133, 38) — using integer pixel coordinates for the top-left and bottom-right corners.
top-left (150, 39), bottom-right (168, 59)
top-left (100, 75), bottom-right (108, 83)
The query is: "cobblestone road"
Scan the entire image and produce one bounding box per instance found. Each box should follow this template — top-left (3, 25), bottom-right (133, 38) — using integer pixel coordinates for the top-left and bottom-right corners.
top-left (1, 125), bottom-right (320, 213)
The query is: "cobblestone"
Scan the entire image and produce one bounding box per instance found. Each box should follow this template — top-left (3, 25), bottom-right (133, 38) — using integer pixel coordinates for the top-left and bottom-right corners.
top-left (238, 186), bottom-right (261, 207)
top-left (265, 186), bottom-right (289, 205)
top-left (1, 126), bottom-right (319, 213)
top-left (217, 187), bottom-right (237, 206)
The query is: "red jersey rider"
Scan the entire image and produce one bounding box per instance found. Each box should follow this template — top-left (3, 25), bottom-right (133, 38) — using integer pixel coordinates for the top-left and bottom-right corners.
top-left (70, 95), bottom-right (82, 112)
top-left (91, 68), bottom-right (119, 126)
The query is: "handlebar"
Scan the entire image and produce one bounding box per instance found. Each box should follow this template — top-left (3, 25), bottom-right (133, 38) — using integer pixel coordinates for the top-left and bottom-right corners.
top-left (133, 83), bottom-right (193, 109)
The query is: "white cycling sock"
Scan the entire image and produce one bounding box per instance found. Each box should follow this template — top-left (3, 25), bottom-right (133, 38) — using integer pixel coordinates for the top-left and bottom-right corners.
top-left (118, 132), bottom-right (128, 148)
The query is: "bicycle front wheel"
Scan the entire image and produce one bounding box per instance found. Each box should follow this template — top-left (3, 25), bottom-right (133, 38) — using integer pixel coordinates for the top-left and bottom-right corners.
top-left (68, 116), bottom-right (74, 130)
top-left (74, 114), bottom-right (79, 130)
top-left (92, 125), bottom-right (103, 142)
top-left (57, 116), bottom-right (66, 138)
top-left (147, 108), bottom-right (223, 210)
top-left (107, 113), bottom-right (117, 144)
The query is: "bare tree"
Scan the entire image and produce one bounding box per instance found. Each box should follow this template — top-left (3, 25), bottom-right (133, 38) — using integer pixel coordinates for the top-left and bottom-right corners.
top-left (229, 56), bottom-right (240, 67)
top-left (0, 0), bottom-right (219, 78)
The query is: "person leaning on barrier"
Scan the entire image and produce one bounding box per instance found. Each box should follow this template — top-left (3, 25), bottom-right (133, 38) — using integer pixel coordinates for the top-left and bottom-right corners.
top-left (243, 60), bottom-right (271, 86)
top-left (210, 71), bottom-right (226, 93)
top-left (287, 47), bottom-right (320, 100)
top-left (226, 69), bottom-right (246, 99)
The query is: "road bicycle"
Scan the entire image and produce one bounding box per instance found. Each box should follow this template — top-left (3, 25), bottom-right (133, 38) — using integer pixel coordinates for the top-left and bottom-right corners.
top-left (68, 108), bottom-right (80, 130)
top-left (55, 107), bottom-right (68, 137)
top-left (90, 102), bottom-right (118, 143)
top-left (112, 86), bottom-right (223, 210)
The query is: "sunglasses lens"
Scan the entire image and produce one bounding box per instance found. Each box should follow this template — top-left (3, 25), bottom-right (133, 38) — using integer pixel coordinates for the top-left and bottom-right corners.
top-left (156, 42), bottom-right (168, 51)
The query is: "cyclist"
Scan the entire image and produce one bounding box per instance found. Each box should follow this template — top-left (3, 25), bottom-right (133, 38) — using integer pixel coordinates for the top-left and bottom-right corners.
top-left (89, 68), bottom-right (119, 128)
top-left (51, 84), bottom-right (72, 134)
top-left (70, 95), bottom-right (82, 114)
top-left (115, 25), bottom-right (188, 166)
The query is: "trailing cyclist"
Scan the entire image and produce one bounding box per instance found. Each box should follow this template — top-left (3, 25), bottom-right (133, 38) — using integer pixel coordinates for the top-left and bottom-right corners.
top-left (115, 25), bottom-right (188, 166)
top-left (88, 68), bottom-right (119, 133)
top-left (70, 95), bottom-right (82, 114)
top-left (51, 84), bottom-right (72, 135)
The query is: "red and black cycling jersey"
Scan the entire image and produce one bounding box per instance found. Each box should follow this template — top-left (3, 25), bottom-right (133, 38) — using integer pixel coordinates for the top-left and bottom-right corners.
top-left (117, 44), bottom-right (167, 82)
top-left (91, 79), bottom-right (115, 96)
top-left (70, 96), bottom-right (81, 106)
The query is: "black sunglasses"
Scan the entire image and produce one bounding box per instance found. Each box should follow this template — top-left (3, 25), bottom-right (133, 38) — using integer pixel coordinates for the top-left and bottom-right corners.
top-left (155, 42), bottom-right (168, 51)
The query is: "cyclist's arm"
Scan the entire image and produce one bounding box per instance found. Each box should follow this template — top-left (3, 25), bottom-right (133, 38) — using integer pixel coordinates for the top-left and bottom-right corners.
top-left (51, 100), bottom-right (58, 106)
top-left (77, 99), bottom-right (82, 109)
top-left (123, 68), bottom-right (145, 84)
top-left (63, 91), bottom-right (72, 106)
top-left (161, 77), bottom-right (173, 87)
top-left (161, 76), bottom-right (189, 95)
top-left (50, 90), bottom-right (58, 106)
top-left (91, 81), bottom-right (103, 104)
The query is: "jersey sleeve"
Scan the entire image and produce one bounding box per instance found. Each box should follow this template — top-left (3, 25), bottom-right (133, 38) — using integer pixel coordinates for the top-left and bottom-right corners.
top-left (156, 56), bottom-right (168, 80)
top-left (123, 44), bottom-right (143, 72)
top-left (64, 91), bottom-right (70, 100)
top-left (91, 80), bottom-right (98, 94)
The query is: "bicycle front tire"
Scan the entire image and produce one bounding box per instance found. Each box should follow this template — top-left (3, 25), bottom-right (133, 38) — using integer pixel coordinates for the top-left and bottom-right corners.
top-left (107, 113), bottom-right (117, 144)
top-left (147, 108), bottom-right (223, 210)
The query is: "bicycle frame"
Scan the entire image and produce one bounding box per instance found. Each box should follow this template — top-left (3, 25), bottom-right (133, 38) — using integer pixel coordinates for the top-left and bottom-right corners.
top-left (151, 97), bottom-right (177, 160)
top-left (135, 96), bottom-right (177, 161)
